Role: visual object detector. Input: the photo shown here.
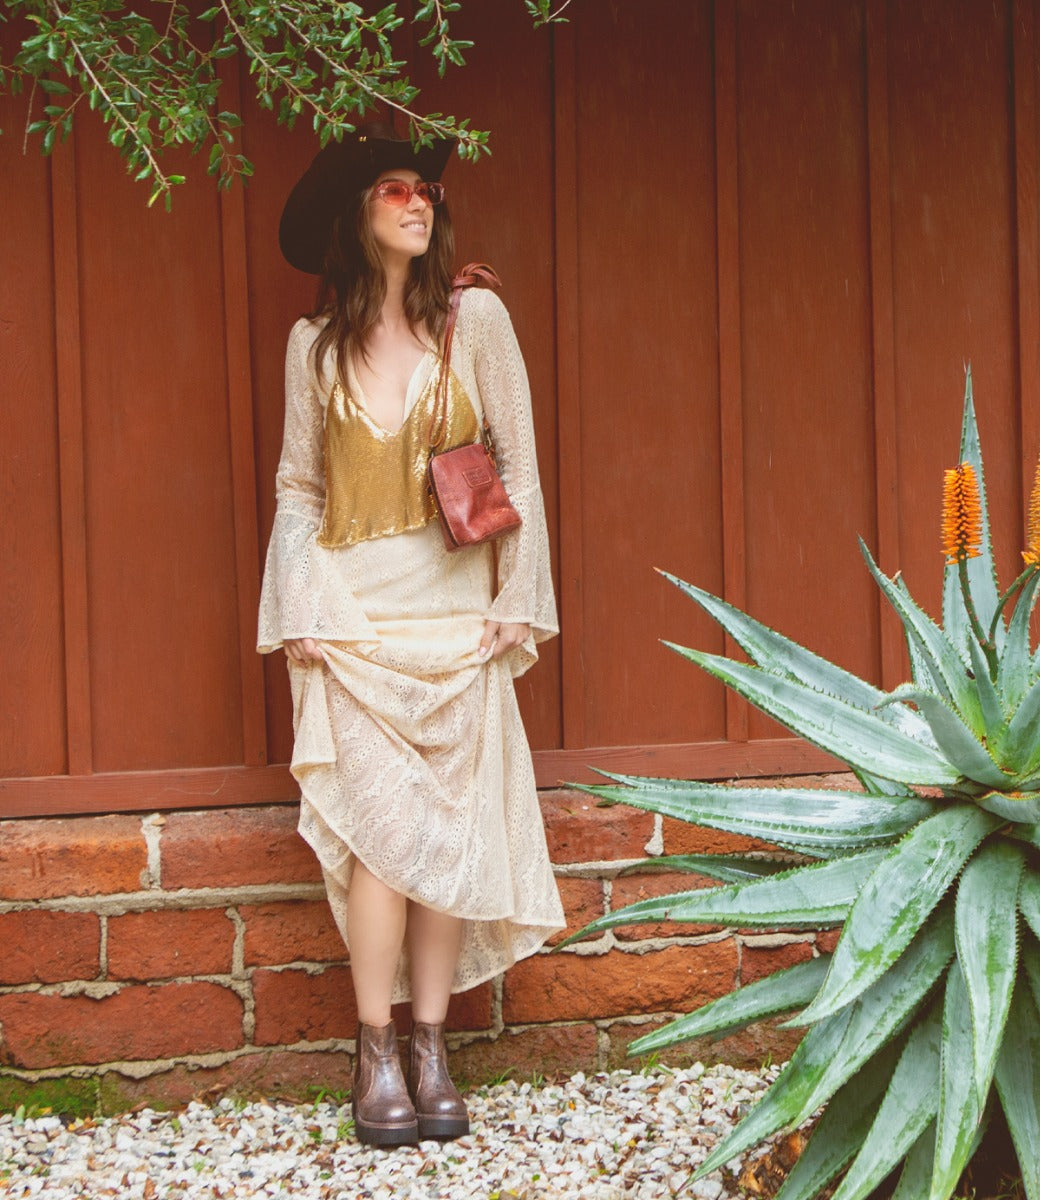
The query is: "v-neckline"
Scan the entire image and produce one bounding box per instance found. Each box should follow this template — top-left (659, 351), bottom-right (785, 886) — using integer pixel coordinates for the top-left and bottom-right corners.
top-left (347, 348), bottom-right (437, 435)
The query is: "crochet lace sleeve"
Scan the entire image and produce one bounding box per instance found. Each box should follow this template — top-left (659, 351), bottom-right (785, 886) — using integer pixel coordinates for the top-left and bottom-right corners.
top-left (257, 319), bottom-right (377, 653)
top-left (469, 291), bottom-right (559, 667)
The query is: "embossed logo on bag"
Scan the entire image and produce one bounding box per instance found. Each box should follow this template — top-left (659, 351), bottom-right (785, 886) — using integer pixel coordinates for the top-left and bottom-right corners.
top-left (464, 467), bottom-right (493, 488)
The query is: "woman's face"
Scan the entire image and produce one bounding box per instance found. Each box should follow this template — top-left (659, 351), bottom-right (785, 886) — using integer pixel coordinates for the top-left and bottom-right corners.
top-left (366, 167), bottom-right (435, 263)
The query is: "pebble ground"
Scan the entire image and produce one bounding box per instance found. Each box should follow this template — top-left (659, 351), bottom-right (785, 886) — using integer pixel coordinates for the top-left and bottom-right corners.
top-left (0, 1062), bottom-right (783, 1199)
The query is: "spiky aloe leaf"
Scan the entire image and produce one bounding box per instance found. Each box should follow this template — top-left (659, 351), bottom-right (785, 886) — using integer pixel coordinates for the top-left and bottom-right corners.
top-left (890, 1125), bottom-right (937, 1200)
top-left (880, 686), bottom-right (1012, 788)
top-left (557, 849), bottom-right (889, 947)
top-left (997, 569), bottom-right (1040, 708)
top-left (994, 981), bottom-right (1040, 1200)
top-left (668, 647), bottom-right (960, 787)
top-left (1020, 871), bottom-right (1040, 943)
top-left (861, 540), bottom-right (983, 731)
top-left (999, 674), bottom-right (1040, 777)
top-left (968, 634), bottom-right (1006, 731)
top-left (829, 1001), bottom-right (942, 1200)
top-left (628, 956), bottom-right (830, 1055)
top-left (942, 369), bottom-right (1004, 652)
top-left (581, 773), bottom-right (935, 857)
top-left (618, 854), bottom-right (790, 882)
top-left (773, 1037), bottom-right (905, 1200)
top-left (693, 908), bottom-right (955, 1181)
top-left (660, 571), bottom-right (935, 746)
top-left (1022, 939), bottom-right (1040, 1015)
top-left (931, 962), bottom-right (984, 1199)
top-left (955, 840), bottom-right (1024, 1103)
top-left (977, 792), bottom-right (1040, 822)
top-left (794, 805), bottom-right (1000, 1026)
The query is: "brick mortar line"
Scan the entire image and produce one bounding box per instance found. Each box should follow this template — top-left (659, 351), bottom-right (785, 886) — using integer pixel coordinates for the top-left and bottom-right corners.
top-left (0, 1013), bottom-right (721, 1085)
top-left (0, 928), bottom-right (794, 996)
top-left (0, 883), bottom-right (328, 915)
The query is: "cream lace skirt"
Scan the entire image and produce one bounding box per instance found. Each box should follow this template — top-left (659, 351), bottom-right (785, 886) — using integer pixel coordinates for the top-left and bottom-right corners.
top-left (288, 524), bottom-right (564, 1001)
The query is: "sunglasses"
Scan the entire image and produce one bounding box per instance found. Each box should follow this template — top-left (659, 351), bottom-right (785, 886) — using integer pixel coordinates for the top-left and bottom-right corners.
top-left (372, 180), bottom-right (446, 207)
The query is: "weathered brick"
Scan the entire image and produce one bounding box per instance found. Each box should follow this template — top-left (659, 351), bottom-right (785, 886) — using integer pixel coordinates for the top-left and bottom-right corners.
top-left (449, 1024), bottom-right (600, 1087)
top-left (0, 815), bottom-right (148, 901)
top-left (740, 939), bottom-right (814, 985)
top-left (107, 909), bottom-right (235, 981)
top-left (502, 942), bottom-right (738, 1025)
top-left (0, 911), bottom-right (101, 984)
top-left (161, 807), bottom-right (321, 889)
top-left (541, 790), bottom-right (653, 863)
top-left (252, 966), bottom-right (356, 1046)
top-left (241, 900), bottom-right (345, 967)
top-left (0, 982), bottom-right (243, 1068)
top-left (98, 1049), bottom-right (355, 1113)
top-left (610, 871), bottom-right (717, 940)
top-left (660, 816), bottom-right (770, 857)
top-left (816, 928), bottom-right (841, 955)
top-left (547, 877), bottom-right (605, 946)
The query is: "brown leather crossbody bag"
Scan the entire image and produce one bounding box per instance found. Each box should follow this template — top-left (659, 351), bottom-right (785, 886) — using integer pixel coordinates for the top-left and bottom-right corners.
top-left (427, 264), bottom-right (522, 551)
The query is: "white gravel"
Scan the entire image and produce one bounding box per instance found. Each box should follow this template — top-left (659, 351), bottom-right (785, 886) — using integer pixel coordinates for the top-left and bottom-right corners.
top-left (0, 1062), bottom-right (783, 1199)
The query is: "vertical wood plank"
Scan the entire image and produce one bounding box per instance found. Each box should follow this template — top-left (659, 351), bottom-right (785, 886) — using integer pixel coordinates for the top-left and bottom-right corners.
top-left (866, 0), bottom-right (903, 688)
top-left (219, 63), bottom-right (267, 767)
top-left (50, 142), bottom-right (93, 776)
top-left (1015, 0), bottom-right (1040, 503)
top-left (714, 0), bottom-right (749, 741)
top-left (552, 19), bottom-right (586, 751)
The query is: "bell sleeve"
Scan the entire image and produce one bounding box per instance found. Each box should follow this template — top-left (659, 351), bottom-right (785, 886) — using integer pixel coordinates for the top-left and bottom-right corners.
top-left (469, 290), bottom-right (559, 676)
top-left (257, 318), bottom-right (378, 654)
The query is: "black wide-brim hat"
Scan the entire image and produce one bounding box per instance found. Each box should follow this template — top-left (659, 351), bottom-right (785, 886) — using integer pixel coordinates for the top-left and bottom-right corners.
top-left (279, 123), bottom-right (456, 274)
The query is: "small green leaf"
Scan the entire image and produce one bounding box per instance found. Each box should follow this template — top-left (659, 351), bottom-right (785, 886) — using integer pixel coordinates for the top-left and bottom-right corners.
top-left (617, 854), bottom-right (790, 882)
top-left (1019, 871), bottom-right (1040, 943)
top-left (997, 569), bottom-right (1040, 708)
top-left (795, 805), bottom-right (999, 1026)
top-left (1000, 675), bottom-right (1040, 777)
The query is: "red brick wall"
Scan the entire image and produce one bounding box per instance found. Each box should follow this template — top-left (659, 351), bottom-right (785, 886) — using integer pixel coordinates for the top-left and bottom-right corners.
top-left (0, 793), bottom-right (822, 1113)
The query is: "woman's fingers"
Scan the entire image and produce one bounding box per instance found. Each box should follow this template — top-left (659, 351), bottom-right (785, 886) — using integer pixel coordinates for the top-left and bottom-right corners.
top-left (284, 637), bottom-right (321, 665)
top-left (479, 622), bottom-right (531, 661)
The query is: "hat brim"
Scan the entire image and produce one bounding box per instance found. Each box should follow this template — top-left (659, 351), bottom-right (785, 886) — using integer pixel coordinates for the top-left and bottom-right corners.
top-left (279, 134), bottom-right (455, 275)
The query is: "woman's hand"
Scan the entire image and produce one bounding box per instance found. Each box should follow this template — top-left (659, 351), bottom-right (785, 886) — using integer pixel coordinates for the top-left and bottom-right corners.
top-left (284, 637), bottom-right (323, 666)
top-left (478, 621), bottom-right (531, 661)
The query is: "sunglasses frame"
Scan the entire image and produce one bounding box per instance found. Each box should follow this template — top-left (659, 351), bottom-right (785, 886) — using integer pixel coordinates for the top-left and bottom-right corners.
top-left (371, 180), bottom-right (446, 207)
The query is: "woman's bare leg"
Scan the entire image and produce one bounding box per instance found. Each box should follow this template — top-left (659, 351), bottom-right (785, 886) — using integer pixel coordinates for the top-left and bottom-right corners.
top-left (406, 902), bottom-right (464, 1024)
top-left (346, 860), bottom-right (408, 1026)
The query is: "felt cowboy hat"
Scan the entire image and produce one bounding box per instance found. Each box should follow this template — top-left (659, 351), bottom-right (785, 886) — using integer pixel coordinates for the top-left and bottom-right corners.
top-left (278, 120), bottom-right (456, 274)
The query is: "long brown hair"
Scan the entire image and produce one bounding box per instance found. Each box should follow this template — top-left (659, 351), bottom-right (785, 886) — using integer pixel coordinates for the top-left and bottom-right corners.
top-left (308, 181), bottom-right (455, 389)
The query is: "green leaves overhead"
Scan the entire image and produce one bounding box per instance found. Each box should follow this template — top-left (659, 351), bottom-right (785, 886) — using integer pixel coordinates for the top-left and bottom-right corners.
top-left (3, 1), bottom-right (570, 204)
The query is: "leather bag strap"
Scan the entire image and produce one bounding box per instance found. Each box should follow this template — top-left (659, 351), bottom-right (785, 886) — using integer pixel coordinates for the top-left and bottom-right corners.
top-left (430, 263), bottom-right (502, 450)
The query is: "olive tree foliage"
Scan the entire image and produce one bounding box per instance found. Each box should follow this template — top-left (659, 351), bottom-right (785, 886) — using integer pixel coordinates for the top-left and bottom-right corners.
top-left (0, 0), bottom-right (573, 207)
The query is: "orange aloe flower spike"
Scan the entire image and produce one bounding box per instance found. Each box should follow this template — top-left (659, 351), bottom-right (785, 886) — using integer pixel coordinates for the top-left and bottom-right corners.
top-left (942, 462), bottom-right (983, 565)
top-left (1023, 457), bottom-right (1040, 566)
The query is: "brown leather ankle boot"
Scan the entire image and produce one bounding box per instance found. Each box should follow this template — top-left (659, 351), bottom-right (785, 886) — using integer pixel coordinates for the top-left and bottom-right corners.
top-left (352, 1020), bottom-right (418, 1146)
top-left (408, 1021), bottom-right (469, 1140)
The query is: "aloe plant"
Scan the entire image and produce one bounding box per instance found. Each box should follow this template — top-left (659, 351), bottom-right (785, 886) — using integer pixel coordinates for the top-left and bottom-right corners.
top-left (567, 373), bottom-right (1040, 1198)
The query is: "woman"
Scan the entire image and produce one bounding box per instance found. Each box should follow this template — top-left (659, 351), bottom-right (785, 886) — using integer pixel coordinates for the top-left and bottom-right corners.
top-left (258, 123), bottom-right (564, 1147)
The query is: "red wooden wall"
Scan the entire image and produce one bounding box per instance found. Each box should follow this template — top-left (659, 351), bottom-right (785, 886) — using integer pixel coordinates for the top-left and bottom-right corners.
top-left (2, 0), bottom-right (1039, 817)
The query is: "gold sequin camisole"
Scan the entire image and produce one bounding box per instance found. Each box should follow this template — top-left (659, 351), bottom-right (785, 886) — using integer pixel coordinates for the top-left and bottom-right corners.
top-left (317, 359), bottom-right (481, 549)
